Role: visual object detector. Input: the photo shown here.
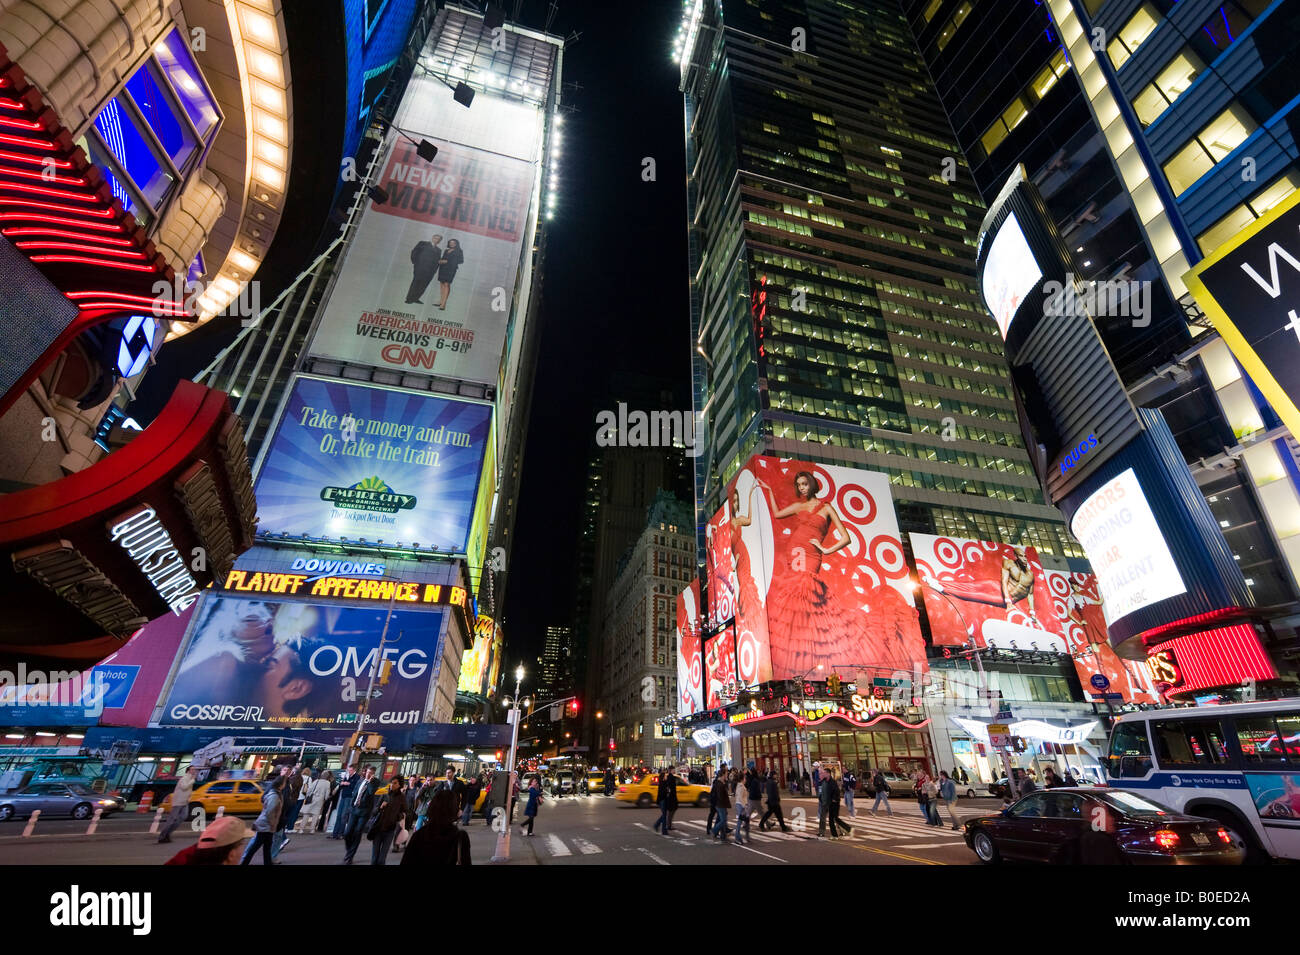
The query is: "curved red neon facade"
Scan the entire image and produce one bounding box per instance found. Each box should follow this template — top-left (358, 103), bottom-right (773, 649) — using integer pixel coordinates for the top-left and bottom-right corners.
top-left (0, 46), bottom-right (183, 415)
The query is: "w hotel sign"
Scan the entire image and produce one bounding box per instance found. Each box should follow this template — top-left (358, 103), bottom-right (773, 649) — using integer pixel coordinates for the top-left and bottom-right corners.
top-left (1186, 191), bottom-right (1300, 439)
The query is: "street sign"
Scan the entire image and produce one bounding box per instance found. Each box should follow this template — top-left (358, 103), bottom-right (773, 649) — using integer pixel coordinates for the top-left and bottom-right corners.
top-left (1089, 692), bottom-right (1124, 700)
top-left (994, 709), bottom-right (1014, 722)
top-left (987, 723), bottom-right (1012, 748)
top-left (1089, 673), bottom-right (1111, 690)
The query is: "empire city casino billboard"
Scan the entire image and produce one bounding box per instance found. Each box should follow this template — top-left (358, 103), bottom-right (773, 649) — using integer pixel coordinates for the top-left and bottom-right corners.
top-left (704, 454), bottom-right (925, 687)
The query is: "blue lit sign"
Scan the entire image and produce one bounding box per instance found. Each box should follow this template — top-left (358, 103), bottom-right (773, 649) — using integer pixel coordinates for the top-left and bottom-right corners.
top-left (1060, 433), bottom-right (1098, 475)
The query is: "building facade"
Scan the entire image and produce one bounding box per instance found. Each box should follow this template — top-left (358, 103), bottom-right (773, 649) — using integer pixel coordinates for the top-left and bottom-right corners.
top-left (602, 492), bottom-right (695, 768)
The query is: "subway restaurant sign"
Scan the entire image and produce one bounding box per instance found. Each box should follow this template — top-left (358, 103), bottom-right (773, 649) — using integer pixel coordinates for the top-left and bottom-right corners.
top-left (1185, 189), bottom-right (1300, 439)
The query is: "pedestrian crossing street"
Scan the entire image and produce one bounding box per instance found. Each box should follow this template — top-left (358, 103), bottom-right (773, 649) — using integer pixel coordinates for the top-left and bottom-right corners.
top-left (520, 802), bottom-right (972, 860)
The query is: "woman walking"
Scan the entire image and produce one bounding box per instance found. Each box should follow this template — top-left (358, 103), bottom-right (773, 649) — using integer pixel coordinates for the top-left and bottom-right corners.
top-left (239, 774), bottom-right (284, 865)
top-left (368, 775), bottom-right (406, 865)
top-left (520, 775), bottom-right (542, 836)
top-left (402, 789), bottom-right (471, 865)
top-left (300, 770), bottom-right (329, 833)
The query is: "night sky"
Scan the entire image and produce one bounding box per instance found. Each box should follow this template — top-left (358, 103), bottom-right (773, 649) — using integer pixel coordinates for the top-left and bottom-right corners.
top-left (136, 1), bottom-right (692, 669)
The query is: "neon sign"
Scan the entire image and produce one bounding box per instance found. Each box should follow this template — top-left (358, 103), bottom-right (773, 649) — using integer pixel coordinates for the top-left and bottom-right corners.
top-left (224, 568), bottom-right (466, 608)
top-left (108, 505), bottom-right (200, 615)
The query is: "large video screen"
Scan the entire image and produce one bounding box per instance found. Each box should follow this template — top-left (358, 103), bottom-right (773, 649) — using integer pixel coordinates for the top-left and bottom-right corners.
top-left (1069, 468), bottom-right (1187, 623)
top-left (159, 595), bottom-right (443, 729)
top-left (911, 534), bottom-right (1066, 652)
top-left (705, 455), bottom-right (924, 684)
top-left (255, 377), bottom-right (492, 553)
top-left (675, 580), bottom-right (703, 717)
top-left (981, 211), bottom-right (1042, 338)
top-left (1043, 569), bottom-right (1161, 704)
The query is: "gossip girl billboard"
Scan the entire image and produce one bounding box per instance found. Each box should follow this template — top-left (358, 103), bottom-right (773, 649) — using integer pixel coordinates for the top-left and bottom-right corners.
top-left (307, 115), bottom-right (536, 384)
top-left (704, 455), bottom-right (924, 686)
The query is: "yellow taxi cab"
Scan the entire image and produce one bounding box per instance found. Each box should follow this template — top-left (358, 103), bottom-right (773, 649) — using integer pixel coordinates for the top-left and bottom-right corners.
top-left (615, 773), bottom-right (710, 808)
top-left (161, 779), bottom-right (264, 818)
top-left (584, 770), bottom-right (607, 795)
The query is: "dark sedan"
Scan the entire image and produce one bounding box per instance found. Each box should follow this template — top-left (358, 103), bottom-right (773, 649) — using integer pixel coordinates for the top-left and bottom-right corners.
top-left (0, 782), bottom-right (125, 821)
top-left (964, 788), bottom-right (1244, 865)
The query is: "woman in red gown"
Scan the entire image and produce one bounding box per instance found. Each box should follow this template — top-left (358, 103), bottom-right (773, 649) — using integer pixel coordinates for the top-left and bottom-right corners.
top-left (728, 487), bottom-right (771, 682)
top-left (758, 472), bottom-right (918, 678)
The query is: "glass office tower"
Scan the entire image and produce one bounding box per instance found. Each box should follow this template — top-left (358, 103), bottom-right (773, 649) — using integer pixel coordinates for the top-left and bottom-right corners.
top-left (679, 0), bottom-right (1077, 563)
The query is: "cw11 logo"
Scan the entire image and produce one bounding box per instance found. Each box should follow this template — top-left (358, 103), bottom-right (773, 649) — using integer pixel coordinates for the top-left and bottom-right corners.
top-left (151, 276), bottom-right (261, 325)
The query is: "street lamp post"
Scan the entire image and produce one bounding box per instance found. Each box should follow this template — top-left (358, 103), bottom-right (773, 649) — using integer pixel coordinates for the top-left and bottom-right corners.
top-left (491, 664), bottom-right (526, 864)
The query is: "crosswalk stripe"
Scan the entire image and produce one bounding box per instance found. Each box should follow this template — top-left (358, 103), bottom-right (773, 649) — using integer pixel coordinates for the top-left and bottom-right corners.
top-left (570, 836), bottom-right (602, 855)
top-left (544, 834), bottom-right (571, 857)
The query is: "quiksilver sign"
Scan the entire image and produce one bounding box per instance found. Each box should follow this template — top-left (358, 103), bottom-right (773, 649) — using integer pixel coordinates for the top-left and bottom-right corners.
top-left (108, 505), bottom-right (200, 615)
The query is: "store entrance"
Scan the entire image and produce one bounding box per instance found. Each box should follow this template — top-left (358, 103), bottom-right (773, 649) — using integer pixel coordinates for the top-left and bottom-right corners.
top-left (890, 756), bottom-right (929, 777)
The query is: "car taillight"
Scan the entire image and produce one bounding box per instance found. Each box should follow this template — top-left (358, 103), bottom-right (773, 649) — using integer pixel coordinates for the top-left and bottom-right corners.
top-left (1153, 829), bottom-right (1180, 850)
top-left (1216, 828), bottom-right (1233, 845)
top-left (618, 786), bottom-right (626, 793)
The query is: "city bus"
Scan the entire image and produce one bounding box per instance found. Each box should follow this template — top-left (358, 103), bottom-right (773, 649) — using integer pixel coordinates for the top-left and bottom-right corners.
top-left (1105, 700), bottom-right (1300, 862)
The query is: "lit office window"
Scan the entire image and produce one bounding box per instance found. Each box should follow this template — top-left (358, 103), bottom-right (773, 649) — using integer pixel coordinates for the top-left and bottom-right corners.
top-left (922, 0), bottom-right (943, 22)
top-left (1132, 49), bottom-right (1205, 126)
top-left (81, 28), bottom-right (221, 225)
top-left (936, 1), bottom-right (973, 51)
top-left (1107, 3), bottom-right (1161, 69)
top-left (1197, 172), bottom-right (1300, 255)
top-left (1162, 104), bottom-right (1257, 194)
top-left (1029, 50), bottom-right (1069, 101)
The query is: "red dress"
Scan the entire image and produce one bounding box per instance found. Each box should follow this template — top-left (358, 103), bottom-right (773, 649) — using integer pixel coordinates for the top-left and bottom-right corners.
top-left (731, 521), bottom-right (770, 673)
top-left (765, 507), bottom-right (920, 678)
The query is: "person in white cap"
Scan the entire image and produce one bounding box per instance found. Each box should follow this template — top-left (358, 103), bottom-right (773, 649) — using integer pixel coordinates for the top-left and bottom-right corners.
top-left (164, 816), bottom-right (251, 866)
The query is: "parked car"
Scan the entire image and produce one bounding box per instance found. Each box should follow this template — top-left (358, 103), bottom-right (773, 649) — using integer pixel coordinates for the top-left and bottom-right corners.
top-left (875, 772), bottom-right (914, 796)
top-left (0, 782), bottom-right (123, 821)
top-left (963, 788), bottom-right (1244, 865)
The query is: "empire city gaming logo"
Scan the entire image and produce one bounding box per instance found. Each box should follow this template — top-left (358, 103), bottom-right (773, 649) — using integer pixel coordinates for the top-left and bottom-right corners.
top-left (320, 475), bottom-right (417, 514)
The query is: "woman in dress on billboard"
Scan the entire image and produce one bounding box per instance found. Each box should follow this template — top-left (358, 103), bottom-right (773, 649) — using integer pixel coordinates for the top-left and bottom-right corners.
top-left (756, 471), bottom-right (916, 676)
top-left (922, 549), bottom-right (1042, 626)
top-left (727, 486), bottom-right (770, 679)
top-left (436, 238), bottom-right (465, 311)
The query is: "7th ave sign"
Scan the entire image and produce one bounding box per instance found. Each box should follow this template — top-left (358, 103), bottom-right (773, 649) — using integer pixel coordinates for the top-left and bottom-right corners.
top-left (1186, 189), bottom-right (1300, 439)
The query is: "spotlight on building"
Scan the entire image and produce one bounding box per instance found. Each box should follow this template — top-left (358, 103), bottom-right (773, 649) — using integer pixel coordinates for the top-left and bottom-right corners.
top-left (369, 185), bottom-right (390, 204)
top-left (416, 139), bottom-right (438, 162)
top-left (483, 4), bottom-right (505, 29)
top-left (453, 82), bottom-right (475, 108)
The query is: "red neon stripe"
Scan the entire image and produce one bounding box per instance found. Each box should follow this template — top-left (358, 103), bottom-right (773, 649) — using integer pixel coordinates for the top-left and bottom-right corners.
top-left (1, 227), bottom-right (134, 246)
top-left (0, 115), bottom-right (44, 131)
top-left (75, 302), bottom-right (191, 317)
top-left (66, 290), bottom-right (175, 304)
top-left (14, 240), bottom-right (147, 259)
top-left (28, 254), bottom-right (159, 272)
top-left (0, 164), bottom-right (86, 187)
top-left (0, 149), bottom-right (73, 168)
top-left (0, 211), bottom-right (123, 231)
top-left (0, 132), bottom-right (55, 150)
top-left (0, 180), bottom-right (99, 203)
top-left (0, 199), bottom-right (116, 219)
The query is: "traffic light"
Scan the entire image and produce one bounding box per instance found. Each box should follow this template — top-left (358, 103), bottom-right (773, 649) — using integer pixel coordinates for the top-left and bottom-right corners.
top-left (377, 659), bottom-right (393, 686)
top-left (827, 673), bottom-right (841, 696)
top-left (569, 700), bottom-right (579, 714)
top-left (495, 750), bottom-right (504, 762)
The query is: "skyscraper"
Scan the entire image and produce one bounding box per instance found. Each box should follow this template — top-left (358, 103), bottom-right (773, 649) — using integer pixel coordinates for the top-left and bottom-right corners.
top-left (678, 0), bottom-right (1076, 568)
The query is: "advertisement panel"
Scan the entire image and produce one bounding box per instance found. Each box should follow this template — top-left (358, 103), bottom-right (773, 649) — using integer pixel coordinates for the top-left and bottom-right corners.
top-left (255, 376), bottom-right (491, 553)
top-left (306, 130), bottom-right (535, 384)
top-left (1185, 189), bottom-right (1300, 440)
top-left (459, 614), bottom-right (497, 697)
top-left (704, 624), bottom-right (737, 710)
top-left (676, 580), bottom-right (703, 717)
top-left (980, 211), bottom-right (1042, 339)
top-left (911, 534), bottom-right (1066, 652)
top-left (159, 595), bottom-right (442, 729)
top-left (1068, 467), bottom-right (1187, 624)
top-left (1144, 625), bottom-right (1278, 700)
top-left (1042, 569), bottom-right (1161, 704)
top-left (705, 454), bottom-right (924, 684)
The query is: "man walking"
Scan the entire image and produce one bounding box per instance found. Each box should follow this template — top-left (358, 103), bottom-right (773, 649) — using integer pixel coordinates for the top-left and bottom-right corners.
top-left (939, 770), bottom-right (961, 830)
top-left (870, 767), bottom-right (893, 816)
top-left (272, 764), bottom-right (306, 858)
top-left (157, 766), bottom-right (197, 844)
top-left (330, 764), bottom-right (357, 839)
top-left (708, 763), bottom-right (731, 841)
top-left (342, 765), bottom-right (378, 864)
top-left (842, 768), bottom-right (857, 817)
top-left (760, 769), bottom-right (791, 832)
top-left (745, 768), bottom-right (763, 832)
